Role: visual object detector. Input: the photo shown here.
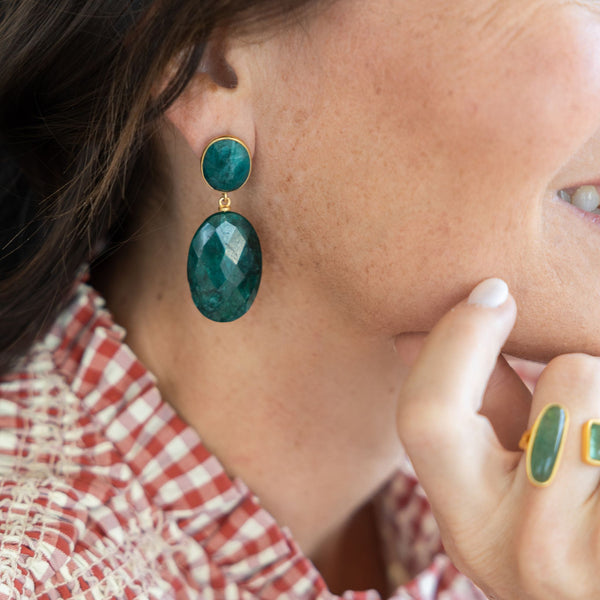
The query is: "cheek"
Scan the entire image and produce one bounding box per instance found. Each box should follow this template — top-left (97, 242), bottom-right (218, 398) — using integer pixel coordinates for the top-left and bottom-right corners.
top-left (253, 2), bottom-right (600, 336)
top-left (340, 2), bottom-right (600, 191)
top-left (428, 6), bottom-right (600, 188)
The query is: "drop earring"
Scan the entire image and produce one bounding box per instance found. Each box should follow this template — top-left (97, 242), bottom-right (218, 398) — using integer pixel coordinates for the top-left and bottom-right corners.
top-left (187, 136), bottom-right (262, 322)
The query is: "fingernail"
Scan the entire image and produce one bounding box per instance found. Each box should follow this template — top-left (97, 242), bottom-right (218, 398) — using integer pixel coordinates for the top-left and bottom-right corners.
top-left (467, 278), bottom-right (509, 308)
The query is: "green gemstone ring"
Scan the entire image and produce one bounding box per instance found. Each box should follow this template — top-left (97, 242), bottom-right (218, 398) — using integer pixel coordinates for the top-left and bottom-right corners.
top-left (519, 404), bottom-right (569, 487)
top-left (582, 419), bottom-right (600, 466)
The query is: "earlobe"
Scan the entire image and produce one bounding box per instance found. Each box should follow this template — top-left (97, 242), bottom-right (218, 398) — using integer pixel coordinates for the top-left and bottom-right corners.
top-left (163, 36), bottom-right (255, 160)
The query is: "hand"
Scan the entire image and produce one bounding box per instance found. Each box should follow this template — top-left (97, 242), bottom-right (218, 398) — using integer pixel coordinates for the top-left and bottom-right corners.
top-left (395, 279), bottom-right (600, 600)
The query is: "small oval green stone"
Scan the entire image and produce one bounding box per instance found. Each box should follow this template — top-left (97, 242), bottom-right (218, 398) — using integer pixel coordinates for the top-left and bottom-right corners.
top-left (187, 211), bottom-right (261, 322)
top-left (202, 138), bottom-right (251, 193)
top-left (529, 404), bottom-right (568, 485)
top-left (588, 423), bottom-right (600, 462)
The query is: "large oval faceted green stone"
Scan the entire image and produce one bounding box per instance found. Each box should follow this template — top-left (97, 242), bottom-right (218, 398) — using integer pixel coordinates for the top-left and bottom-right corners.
top-left (201, 138), bottom-right (251, 193)
top-left (187, 212), bottom-right (261, 322)
top-left (528, 404), bottom-right (568, 486)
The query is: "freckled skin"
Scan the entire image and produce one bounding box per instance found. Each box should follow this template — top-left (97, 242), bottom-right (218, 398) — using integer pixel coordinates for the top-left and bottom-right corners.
top-left (94, 0), bottom-right (600, 575)
top-left (245, 0), bottom-right (600, 361)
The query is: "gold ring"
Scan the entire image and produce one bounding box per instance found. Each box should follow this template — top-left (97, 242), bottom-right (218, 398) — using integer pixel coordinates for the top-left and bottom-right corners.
top-left (582, 419), bottom-right (600, 466)
top-left (518, 404), bottom-right (569, 487)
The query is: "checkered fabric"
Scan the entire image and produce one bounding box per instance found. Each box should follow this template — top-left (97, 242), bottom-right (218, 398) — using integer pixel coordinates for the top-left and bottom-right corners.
top-left (0, 283), bottom-right (486, 600)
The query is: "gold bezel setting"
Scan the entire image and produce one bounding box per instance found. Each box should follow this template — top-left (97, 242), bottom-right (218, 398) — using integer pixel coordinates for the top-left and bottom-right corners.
top-left (582, 419), bottom-right (600, 466)
top-left (200, 136), bottom-right (253, 193)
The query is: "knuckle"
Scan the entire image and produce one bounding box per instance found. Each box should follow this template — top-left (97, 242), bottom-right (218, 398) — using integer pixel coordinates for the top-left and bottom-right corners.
top-left (547, 352), bottom-right (599, 374)
top-left (541, 353), bottom-right (600, 389)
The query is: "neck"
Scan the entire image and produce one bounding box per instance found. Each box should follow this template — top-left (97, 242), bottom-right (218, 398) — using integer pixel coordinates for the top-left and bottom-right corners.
top-left (91, 206), bottom-right (407, 563)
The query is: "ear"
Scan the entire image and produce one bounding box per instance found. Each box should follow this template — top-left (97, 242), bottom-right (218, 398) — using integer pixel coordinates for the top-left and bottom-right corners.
top-left (163, 36), bottom-right (256, 158)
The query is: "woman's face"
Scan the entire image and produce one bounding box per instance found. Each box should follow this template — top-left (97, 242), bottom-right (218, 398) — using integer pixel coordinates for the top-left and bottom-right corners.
top-left (246, 0), bottom-right (600, 359)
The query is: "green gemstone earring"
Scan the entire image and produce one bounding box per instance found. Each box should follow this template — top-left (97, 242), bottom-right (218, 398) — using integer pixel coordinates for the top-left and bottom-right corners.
top-left (187, 136), bottom-right (262, 322)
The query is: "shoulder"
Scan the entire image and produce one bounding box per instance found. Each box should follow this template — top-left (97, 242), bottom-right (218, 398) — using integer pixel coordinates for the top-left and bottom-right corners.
top-left (0, 283), bottom-right (133, 598)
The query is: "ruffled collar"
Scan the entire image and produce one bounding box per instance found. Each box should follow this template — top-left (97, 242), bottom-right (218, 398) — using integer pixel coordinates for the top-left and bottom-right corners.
top-left (45, 282), bottom-right (336, 598)
top-left (31, 280), bottom-right (478, 600)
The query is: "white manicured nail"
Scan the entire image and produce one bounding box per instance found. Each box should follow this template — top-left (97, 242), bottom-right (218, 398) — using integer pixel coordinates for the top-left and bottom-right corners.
top-left (467, 278), bottom-right (509, 308)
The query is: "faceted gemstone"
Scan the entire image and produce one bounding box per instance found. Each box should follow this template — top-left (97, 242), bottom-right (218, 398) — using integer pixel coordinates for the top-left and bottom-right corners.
top-left (586, 422), bottom-right (600, 463)
top-left (202, 138), bottom-right (251, 193)
top-left (187, 211), bottom-right (261, 322)
top-left (529, 404), bottom-right (568, 486)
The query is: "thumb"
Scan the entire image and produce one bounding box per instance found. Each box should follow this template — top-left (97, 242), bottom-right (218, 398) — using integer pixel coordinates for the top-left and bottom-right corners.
top-left (396, 278), bottom-right (518, 518)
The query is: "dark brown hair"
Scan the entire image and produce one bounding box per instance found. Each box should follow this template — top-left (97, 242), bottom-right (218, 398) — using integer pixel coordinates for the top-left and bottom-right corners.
top-left (0, 0), bottom-right (322, 374)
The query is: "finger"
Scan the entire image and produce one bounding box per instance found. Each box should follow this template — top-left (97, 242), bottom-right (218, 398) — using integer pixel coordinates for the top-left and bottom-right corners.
top-left (396, 335), bottom-right (532, 451)
top-left (481, 355), bottom-right (532, 451)
top-left (396, 278), bottom-right (518, 518)
top-left (515, 353), bottom-right (600, 506)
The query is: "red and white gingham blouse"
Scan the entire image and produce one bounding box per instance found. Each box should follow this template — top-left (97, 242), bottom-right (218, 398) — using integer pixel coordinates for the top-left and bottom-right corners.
top-left (0, 283), bottom-right (486, 599)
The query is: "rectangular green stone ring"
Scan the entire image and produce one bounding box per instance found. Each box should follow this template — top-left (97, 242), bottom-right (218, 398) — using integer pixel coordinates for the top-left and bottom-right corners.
top-left (525, 404), bottom-right (569, 487)
top-left (582, 420), bottom-right (600, 466)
